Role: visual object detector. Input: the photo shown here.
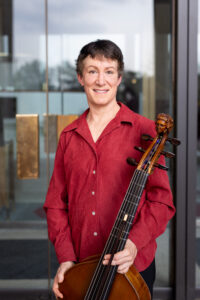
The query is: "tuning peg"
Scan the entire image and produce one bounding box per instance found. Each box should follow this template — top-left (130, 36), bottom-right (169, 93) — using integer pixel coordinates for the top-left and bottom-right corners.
top-left (127, 157), bottom-right (138, 166)
top-left (154, 163), bottom-right (169, 171)
top-left (134, 146), bottom-right (145, 153)
top-left (141, 134), bottom-right (153, 141)
top-left (167, 137), bottom-right (181, 146)
top-left (161, 150), bottom-right (175, 158)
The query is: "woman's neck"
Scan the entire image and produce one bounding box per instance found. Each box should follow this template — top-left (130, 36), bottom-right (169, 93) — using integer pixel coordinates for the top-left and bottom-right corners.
top-left (86, 102), bottom-right (120, 142)
top-left (87, 101), bottom-right (120, 123)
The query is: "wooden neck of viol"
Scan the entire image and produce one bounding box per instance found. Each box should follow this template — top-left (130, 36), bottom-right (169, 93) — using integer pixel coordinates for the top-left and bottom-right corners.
top-left (84, 168), bottom-right (149, 300)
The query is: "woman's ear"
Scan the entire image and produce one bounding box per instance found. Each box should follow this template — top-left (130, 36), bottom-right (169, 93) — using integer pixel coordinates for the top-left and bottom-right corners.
top-left (117, 75), bottom-right (122, 86)
top-left (77, 74), bottom-right (84, 86)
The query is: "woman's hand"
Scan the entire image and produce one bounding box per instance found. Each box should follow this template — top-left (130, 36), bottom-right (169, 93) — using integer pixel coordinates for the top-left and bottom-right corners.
top-left (103, 239), bottom-right (137, 274)
top-left (52, 261), bottom-right (74, 299)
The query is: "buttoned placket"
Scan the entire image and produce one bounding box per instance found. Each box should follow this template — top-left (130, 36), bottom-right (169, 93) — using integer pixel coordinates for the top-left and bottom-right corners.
top-left (74, 114), bottom-right (123, 240)
top-left (76, 122), bottom-right (100, 239)
top-left (90, 147), bottom-right (98, 238)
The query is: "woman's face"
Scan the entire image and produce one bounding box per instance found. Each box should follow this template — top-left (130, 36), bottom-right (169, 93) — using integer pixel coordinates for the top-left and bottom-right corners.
top-left (77, 55), bottom-right (122, 108)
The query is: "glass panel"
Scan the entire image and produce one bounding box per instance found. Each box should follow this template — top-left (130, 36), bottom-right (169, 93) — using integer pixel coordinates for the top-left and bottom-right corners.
top-left (48, 0), bottom-right (174, 289)
top-left (0, 0), bottom-right (49, 290)
top-left (0, 0), bottom-right (45, 91)
top-left (196, 0), bottom-right (200, 288)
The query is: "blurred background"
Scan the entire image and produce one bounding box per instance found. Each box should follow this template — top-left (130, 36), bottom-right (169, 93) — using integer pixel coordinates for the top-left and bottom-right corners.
top-left (0, 0), bottom-right (199, 299)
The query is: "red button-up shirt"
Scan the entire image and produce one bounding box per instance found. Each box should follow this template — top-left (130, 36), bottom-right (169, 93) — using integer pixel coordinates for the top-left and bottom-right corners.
top-left (44, 103), bottom-right (175, 272)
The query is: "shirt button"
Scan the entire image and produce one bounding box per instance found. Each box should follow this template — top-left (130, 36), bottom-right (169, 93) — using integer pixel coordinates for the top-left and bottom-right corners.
top-left (93, 170), bottom-right (96, 174)
top-left (92, 191), bottom-right (95, 195)
top-left (92, 211), bottom-right (96, 216)
top-left (93, 232), bottom-right (98, 236)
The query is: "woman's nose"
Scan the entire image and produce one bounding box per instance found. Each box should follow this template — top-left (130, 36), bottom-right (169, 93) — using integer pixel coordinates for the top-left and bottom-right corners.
top-left (96, 72), bottom-right (105, 85)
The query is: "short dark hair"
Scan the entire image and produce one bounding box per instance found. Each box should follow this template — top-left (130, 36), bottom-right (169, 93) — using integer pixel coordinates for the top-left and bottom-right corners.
top-left (76, 39), bottom-right (124, 76)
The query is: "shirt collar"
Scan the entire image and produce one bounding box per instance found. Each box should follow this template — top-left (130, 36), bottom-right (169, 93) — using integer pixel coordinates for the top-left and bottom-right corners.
top-left (115, 102), bottom-right (133, 126)
top-left (63, 101), bottom-right (134, 134)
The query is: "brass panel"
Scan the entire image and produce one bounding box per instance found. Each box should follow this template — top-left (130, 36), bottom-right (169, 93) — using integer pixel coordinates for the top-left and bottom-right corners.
top-left (43, 114), bottom-right (57, 153)
top-left (57, 115), bottom-right (79, 140)
top-left (16, 114), bottom-right (39, 179)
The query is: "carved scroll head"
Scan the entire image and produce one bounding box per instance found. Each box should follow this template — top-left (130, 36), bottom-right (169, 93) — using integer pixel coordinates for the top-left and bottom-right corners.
top-left (155, 113), bottom-right (174, 134)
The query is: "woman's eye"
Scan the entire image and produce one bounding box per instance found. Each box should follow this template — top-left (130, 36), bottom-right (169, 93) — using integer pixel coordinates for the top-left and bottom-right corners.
top-left (106, 70), bottom-right (114, 74)
top-left (89, 70), bottom-right (96, 74)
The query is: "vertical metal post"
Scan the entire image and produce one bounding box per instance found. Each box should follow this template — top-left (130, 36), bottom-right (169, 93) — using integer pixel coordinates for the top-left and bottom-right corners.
top-left (186, 0), bottom-right (198, 299)
top-left (175, 0), bottom-right (198, 299)
top-left (175, 0), bottom-right (188, 299)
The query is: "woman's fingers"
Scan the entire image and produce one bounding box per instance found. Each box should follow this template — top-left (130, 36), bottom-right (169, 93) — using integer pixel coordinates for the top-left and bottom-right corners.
top-left (103, 239), bottom-right (138, 274)
top-left (52, 261), bottom-right (74, 299)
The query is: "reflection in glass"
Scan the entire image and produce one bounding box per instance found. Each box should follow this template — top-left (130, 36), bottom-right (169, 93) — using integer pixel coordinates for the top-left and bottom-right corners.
top-left (0, 0), bottom-right (45, 91)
